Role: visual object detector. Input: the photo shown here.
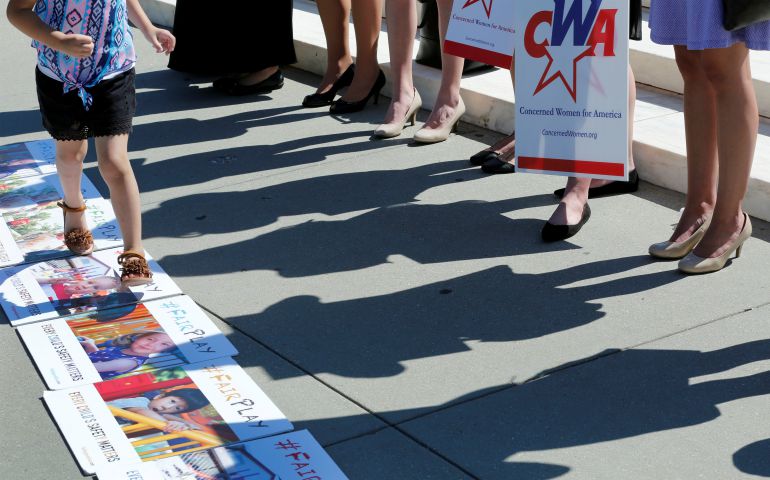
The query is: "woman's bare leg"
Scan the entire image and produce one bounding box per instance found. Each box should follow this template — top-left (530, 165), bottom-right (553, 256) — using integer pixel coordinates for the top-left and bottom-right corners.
top-left (669, 46), bottom-right (718, 243)
top-left (341, 0), bottom-right (383, 102)
top-left (420, 0), bottom-right (464, 131)
top-left (546, 65), bottom-right (638, 225)
top-left (692, 43), bottom-right (757, 257)
top-left (381, 0), bottom-right (417, 125)
top-left (316, 0), bottom-right (354, 94)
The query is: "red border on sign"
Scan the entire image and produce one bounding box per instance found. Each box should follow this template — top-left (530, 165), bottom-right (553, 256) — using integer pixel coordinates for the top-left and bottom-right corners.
top-left (444, 40), bottom-right (513, 69)
top-left (517, 157), bottom-right (625, 176)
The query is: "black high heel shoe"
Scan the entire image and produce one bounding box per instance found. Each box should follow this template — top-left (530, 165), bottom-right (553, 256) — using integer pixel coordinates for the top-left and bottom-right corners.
top-left (329, 70), bottom-right (386, 115)
top-left (303, 64), bottom-right (355, 108)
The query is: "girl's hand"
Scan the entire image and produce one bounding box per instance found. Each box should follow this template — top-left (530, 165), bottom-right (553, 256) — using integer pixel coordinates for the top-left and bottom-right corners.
top-left (162, 420), bottom-right (199, 432)
top-left (144, 27), bottom-right (175, 55)
top-left (53, 32), bottom-right (94, 58)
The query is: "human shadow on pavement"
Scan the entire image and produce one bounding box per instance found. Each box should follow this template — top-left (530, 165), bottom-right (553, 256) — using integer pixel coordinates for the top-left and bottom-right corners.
top-left (0, 109), bottom-right (42, 138)
top-left (141, 160), bottom-right (495, 235)
top-left (734, 439), bottom-right (770, 477)
top-left (293, 340), bottom-right (770, 479)
top-left (150, 193), bottom-right (563, 278)
top-left (222, 260), bottom-right (677, 380)
top-left (110, 127), bottom-right (410, 194)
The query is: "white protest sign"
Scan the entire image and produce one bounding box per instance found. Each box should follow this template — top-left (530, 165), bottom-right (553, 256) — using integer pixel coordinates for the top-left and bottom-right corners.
top-left (444, 0), bottom-right (516, 69)
top-left (514, 0), bottom-right (629, 180)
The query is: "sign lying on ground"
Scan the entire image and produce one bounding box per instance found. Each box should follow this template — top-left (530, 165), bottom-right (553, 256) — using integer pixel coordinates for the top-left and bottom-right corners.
top-left (0, 172), bottom-right (121, 267)
top-left (0, 247), bottom-right (182, 326)
top-left (95, 430), bottom-right (349, 480)
top-left (18, 295), bottom-right (238, 389)
top-left (45, 357), bottom-right (293, 475)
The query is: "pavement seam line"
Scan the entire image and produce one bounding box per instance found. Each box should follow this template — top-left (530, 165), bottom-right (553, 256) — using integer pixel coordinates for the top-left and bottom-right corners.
top-left (323, 425), bottom-right (482, 480)
top-left (386, 303), bottom-right (770, 428)
top-left (195, 302), bottom-right (483, 479)
top-left (195, 295), bottom-right (768, 478)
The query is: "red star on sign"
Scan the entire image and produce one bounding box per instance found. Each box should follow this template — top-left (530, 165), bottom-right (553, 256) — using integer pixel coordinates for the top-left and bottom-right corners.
top-left (462, 0), bottom-right (493, 19)
top-left (533, 44), bottom-right (594, 102)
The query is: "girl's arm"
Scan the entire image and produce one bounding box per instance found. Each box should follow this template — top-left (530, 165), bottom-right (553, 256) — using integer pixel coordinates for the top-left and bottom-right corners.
top-left (125, 0), bottom-right (175, 54)
top-left (6, 0), bottom-right (94, 58)
top-left (91, 358), bottom-right (140, 373)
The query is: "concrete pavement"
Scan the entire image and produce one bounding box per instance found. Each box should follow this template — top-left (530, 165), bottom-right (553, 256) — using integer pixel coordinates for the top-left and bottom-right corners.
top-left (2, 17), bottom-right (770, 480)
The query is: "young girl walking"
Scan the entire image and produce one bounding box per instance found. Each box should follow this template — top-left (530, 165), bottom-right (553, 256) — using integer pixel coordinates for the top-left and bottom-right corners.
top-left (7, 0), bottom-right (175, 284)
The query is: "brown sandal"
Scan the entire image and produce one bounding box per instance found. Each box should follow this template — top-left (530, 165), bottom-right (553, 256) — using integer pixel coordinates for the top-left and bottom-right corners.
top-left (57, 200), bottom-right (94, 256)
top-left (117, 250), bottom-right (153, 286)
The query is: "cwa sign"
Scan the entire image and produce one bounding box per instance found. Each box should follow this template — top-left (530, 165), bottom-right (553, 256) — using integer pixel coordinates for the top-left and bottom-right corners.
top-left (515, 0), bottom-right (630, 180)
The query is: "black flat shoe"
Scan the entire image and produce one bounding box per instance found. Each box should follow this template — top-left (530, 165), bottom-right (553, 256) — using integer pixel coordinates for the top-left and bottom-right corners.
top-left (553, 169), bottom-right (639, 198)
top-left (541, 203), bottom-right (591, 242)
top-left (480, 157), bottom-right (516, 174)
top-left (329, 70), bottom-right (386, 115)
top-left (469, 150), bottom-right (500, 166)
top-left (220, 69), bottom-right (284, 96)
top-left (303, 64), bottom-right (355, 108)
top-left (213, 76), bottom-right (239, 92)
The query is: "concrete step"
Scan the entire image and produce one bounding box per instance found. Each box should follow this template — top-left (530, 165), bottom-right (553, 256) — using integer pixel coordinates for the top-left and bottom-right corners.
top-left (139, 0), bottom-right (770, 223)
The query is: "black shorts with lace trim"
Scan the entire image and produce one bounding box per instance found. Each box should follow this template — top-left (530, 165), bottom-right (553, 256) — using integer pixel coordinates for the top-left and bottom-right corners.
top-left (35, 67), bottom-right (136, 141)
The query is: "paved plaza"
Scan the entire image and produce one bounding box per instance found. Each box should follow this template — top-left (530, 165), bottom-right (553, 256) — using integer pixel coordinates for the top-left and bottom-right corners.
top-left (2, 17), bottom-right (770, 480)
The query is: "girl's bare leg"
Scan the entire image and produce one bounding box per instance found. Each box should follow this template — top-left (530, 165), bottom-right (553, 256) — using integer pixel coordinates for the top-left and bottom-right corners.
top-left (692, 43), bottom-right (757, 257)
top-left (341, 0), bottom-right (383, 102)
top-left (94, 135), bottom-right (144, 277)
top-left (316, 0), bottom-right (354, 94)
top-left (381, 0), bottom-right (417, 125)
top-left (56, 140), bottom-right (89, 233)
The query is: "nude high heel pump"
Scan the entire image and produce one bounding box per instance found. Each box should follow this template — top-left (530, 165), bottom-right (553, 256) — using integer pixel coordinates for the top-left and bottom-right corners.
top-left (648, 215), bottom-right (712, 259)
top-left (678, 213), bottom-right (752, 274)
top-left (413, 97), bottom-right (465, 144)
top-left (373, 89), bottom-right (422, 138)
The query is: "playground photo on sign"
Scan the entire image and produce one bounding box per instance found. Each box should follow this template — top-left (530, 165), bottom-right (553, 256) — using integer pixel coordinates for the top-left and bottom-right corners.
top-left (514, 0), bottom-right (629, 180)
top-left (44, 357), bottom-right (293, 474)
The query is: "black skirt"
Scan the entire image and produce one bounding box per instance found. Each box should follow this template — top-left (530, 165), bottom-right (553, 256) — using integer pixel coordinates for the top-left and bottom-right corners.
top-left (36, 68), bottom-right (136, 140)
top-left (168, 1), bottom-right (297, 74)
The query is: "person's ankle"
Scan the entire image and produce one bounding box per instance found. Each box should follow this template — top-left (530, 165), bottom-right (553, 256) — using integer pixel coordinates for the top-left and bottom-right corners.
top-left (683, 201), bottom-right (715, 219)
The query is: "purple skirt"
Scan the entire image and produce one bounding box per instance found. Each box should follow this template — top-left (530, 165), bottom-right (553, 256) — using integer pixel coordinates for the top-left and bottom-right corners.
top-left (650, 0), bottom-right (770, 50)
